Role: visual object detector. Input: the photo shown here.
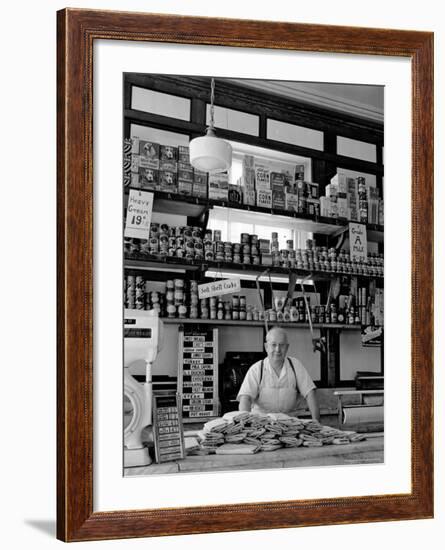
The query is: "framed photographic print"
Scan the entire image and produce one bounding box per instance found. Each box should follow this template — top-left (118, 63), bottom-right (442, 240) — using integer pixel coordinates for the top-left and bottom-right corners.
top-left (57, 8), bottom-right (433, 542)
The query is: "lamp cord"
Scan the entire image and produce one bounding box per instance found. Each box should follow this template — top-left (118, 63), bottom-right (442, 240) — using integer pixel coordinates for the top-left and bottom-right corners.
top-left (209, 77), bottom-right (215, 129)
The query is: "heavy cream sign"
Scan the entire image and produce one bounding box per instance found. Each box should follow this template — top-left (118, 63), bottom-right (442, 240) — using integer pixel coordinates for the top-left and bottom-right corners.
top-left (124, 190), bottom-right (153, 239)
top-left (349, 222), bottom-right (367, 262)
top-left (198, 278), bottom-right (241, 299)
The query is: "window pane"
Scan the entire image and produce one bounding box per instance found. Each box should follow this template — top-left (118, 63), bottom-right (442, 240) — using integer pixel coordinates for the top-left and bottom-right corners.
top-left (228, 221), bottom-right (254, 242)
top-left (130, 124), bottom-right (189, 146)
top-left (207, 218), bottom-right (228, 241)
top-left (267, 119), bottom-right (323, 151)
top-left (337, 136), bottom-right (377, 162)
top-left (131, 87), bottom-right (190, 121)
top-left (207, 105), bottom-right (259, 136)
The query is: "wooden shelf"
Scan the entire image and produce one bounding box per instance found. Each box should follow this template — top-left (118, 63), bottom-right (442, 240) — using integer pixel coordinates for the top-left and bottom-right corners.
top-left (124, 254), bottom-right (384, 281)
top-left (124, 188), bottom-right (384, 240)
top-left (161, 318), bottom-right (361, 330)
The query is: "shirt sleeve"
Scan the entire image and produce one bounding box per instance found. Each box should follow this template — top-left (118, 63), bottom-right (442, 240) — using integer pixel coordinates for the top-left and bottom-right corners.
top-left (292, 358), bottom-right (316, 398)
top-left (236, 361), bottom-right (261, 402)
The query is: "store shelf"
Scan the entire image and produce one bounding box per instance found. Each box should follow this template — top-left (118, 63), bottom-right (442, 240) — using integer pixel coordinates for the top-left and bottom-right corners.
top-left (124, 188), bottom-right (384, 240)
top-left (124, 254), bottom-right (384, 281)
top-left (161, 318), bottom-right (361, 330)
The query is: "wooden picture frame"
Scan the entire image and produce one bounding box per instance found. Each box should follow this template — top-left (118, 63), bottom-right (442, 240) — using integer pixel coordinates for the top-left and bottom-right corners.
top-left (57, 8), bottom-right (433, 542)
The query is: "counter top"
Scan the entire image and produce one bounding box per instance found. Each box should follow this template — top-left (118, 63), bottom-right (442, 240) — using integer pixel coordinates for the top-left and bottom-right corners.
top-left (124, 434), bottom-right (383, 476)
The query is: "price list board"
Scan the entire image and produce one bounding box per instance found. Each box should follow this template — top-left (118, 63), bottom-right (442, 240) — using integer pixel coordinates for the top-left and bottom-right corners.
top-left (178, 327), bottom-right (219, 422)
top-left (152, 393), bottom-right (185, 463)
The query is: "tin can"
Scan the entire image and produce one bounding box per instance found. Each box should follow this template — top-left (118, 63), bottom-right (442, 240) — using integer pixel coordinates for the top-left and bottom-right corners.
top-left (204, 229), bottom-right (212, 240)
top-left (252, 255), bottom-right (260, 265)
top-left (243, 256), bottom-right (251, 264)
top-left (183, 227), bottom-right (193, 238)
top-left (239, 296), bottom-right (246, 308)
top-left (210, 297), bottom-right (217, 308)
top-left (280, 249), bottom-right (289, 259)
top-left (204, 239), bottom-right (213, 251)
top-left (271, 232), bottom-right (278, 240)
top-left (224, 254), bottom-right (233, 263)
top-left (205, 250), bottom-right (214, 261)
top-left (239, 309), bottom-right (246, 321)
top-left (159, 223), bottom-right (169, 235)
top-left (251, 245), bottom-right (259, 256)
top-left (135, 276), bottom-right (144, 289)
top-left (241, 233), bottom-right (250, 244)
top-left (232, 310), bottom-right (239, 320)
top-left (233, 254), bottom-right (241, 263)
top-left (178, 304), bottom-right (187, 318)
top-left (286, 240), bottom-right (294, 250)
top-left (250, 234), bottom-right (258, 244)
top-left (150, 223), bottom-right (159, 235)
top-left (190, 306), bottom-right (198, 319)
top-left (200, 307), bottom-right (209, 320)
top-left (233, 243), bottom-right (241, 254)
top-left (167, 304), bottom-right (176, 318)
top-left (242, 243), bottom-right (251, 255)
top-left (215, 241), bottom-right (224, 252)
top-left (213, 230), bottom-right (222, 242)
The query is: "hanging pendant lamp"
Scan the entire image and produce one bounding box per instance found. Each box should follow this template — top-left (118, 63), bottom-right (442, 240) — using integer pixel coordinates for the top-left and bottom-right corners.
top-left (189, 78), bottom-right (232, 173)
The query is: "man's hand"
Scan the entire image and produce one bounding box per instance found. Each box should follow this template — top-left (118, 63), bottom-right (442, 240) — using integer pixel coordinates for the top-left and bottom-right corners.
top-left (238, 395), bottom-right (252, 412)
top-left (306, 389), bottom-right (320, 422)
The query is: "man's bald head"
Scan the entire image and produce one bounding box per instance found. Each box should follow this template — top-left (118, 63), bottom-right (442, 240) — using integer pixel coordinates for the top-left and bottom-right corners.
top-left (265, 327), bottom-right (289, 344)
top-left (265, 327), bottom-right (289, 368)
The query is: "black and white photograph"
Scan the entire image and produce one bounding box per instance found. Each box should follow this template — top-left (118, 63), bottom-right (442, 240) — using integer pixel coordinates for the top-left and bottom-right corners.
top-left (122, 74), bottom-right (385, 476)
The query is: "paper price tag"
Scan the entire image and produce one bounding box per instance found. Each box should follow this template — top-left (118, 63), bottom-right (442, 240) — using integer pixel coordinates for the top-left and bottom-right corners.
top-left (124, 189), bottom-right (153, 239)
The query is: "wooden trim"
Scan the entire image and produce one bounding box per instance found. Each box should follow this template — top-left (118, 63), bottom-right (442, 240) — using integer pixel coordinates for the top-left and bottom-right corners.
top-left (57, 8), bottom-right (433, 541)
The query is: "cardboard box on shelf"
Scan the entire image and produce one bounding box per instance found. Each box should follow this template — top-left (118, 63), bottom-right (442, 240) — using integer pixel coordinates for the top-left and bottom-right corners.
top-left (208, 173), bottom-right (229, 201)
top-left (131, 137), bottom-right (140, 154)
top-left (255, 163), bottom-right (270, 190)
top-left (160, 145), bottom-right (178, 162)
top-left (138, 167), bottom-right (158, 190)
top-left (285, 191), bottom-right (299, 212)
top-left (131, 172), bottom-right (141, 189)
top-left (337, 197), bottom-right (348, 219)
top-left (243, 188), bottom-right (256, 206)
top-left (228, 184), bottom-right (243, 204)
top-left (306, 182), bottom-right (320, 199)
top-left (139, 140), bottom-right (160, 170)
top-left (271, 182), bottom-right (286, 210)
top-left (178, 163), bottom-right (194, 182)
top-left (159, 170), bottom-right (177, 193)
top-left (178, 145), bottom-right (191, 164)
top-left (131, 154), bottom-right (140, 173)
top-left (256, 189), bottom-right (272, 208)
top-left (242, 154), bottom-right (255, 169)
top-left (295, 164), bottom-right (305, 181)
top-left (178, 180), bottom-right (193, 196)
top-left (307, 198), bottom-right (320, 217)
top-left (193, 170), bottom-right (208, 198)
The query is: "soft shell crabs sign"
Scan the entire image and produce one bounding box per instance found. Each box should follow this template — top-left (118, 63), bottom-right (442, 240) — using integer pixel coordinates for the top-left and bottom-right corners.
top-left (349, 222), bottom-right (368, 262)
top-left (198, 278), bottom-right (241, 299)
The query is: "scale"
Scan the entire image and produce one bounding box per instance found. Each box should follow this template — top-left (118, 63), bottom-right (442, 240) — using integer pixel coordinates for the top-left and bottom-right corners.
top-left (124, 309), bottom-right (164, 467)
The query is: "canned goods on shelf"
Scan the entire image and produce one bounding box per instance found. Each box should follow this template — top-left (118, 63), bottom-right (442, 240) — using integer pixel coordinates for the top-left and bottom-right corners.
top-left (250, 234), bottom-right (258, 244)
top-left (241, 233), bottom-right (250, 244)
top-left (213, 230), bottom-right (222, 242)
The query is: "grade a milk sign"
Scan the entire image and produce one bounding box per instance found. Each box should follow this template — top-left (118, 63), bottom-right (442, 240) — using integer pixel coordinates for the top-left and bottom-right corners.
top-left (124, 190), bottom-right (153, 239)
top-left (198, 278), bottom-right (241, 299)
top-left (349, 222), bottom-right (368, 262)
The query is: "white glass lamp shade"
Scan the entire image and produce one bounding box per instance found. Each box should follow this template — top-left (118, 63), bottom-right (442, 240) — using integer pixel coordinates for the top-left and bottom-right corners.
top-left (189, 134), bottom-right (232, 173)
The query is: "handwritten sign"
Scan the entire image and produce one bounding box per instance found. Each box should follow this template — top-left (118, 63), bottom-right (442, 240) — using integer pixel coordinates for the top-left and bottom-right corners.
top-left (198, 277), bottom-right (241, 299)
top-left (349, 222), bottom-right (367, 262)
top-left (124, 189), bottom-right (153, 239)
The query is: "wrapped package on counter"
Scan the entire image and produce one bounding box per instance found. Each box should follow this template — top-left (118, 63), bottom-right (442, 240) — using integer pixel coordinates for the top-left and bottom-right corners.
top-left (215, 444), bottom-right (260, 455)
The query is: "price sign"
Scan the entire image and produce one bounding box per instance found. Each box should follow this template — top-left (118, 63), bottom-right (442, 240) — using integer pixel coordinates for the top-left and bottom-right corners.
top-left (152, 393), bottom-right (185, 463)
top-left (124, 189), bottom-right (153, 239)
top-left (198, 277), bottom-right (241, 299)
top-left (349, 222), bottom-right (368, 262)
top-left (178, 327), bottom-right (219, 422)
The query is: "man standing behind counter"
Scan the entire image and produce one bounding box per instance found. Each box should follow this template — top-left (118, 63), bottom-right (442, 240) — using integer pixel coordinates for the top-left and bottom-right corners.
top-left (237, 327), bottom-right (320, 421)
